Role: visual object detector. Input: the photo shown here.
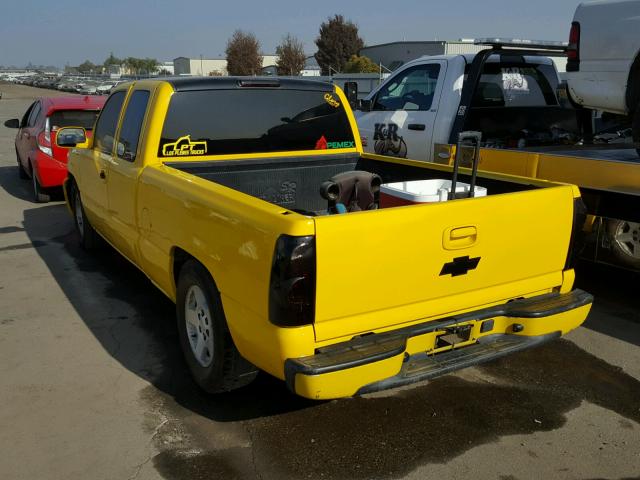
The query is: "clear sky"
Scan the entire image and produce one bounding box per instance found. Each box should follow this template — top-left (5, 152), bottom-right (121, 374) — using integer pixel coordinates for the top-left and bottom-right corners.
top-left (0, 0), bottom-right (578, 67)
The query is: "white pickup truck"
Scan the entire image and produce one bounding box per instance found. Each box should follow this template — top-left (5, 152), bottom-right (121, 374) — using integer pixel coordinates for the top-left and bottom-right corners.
top-left (352, 40), bottom-right (640, 270)
top-left (355, 41), bottom-right (578, 162)
top-left (565, 0), bottom-right (640, 153)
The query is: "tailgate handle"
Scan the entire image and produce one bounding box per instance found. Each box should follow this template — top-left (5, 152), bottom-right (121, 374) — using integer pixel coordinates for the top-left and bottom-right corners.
top-left (444, 226), bottom-right (477, 249)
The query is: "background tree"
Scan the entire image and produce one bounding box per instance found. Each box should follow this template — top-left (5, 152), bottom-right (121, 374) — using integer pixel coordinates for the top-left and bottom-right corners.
top-left (275, 34), bottom-right (306, 76)
top-left (343, 55), bottom-right (379, 73)
top-left (226, 30), bottom-right (263, 76)
top-left (103, 53), bottom-right (122, 69)
top-left (123, 57), bottom-right (141, 75)
top-left (77, 60), bottom-right (96, 74)
top-left (141, 58), bottom-right (159, 75)
top-left (314, 15), bottom-right (364, 75)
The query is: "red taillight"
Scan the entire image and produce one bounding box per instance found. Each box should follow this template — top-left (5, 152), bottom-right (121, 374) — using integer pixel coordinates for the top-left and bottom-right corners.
top-left (37, 131), bottom-right (53, 156)
top-left (567, 21), bottom-right (580, 71)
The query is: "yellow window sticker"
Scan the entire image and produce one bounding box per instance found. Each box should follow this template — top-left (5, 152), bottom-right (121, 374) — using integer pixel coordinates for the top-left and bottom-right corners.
top-left (162, 135), bottom-right (207, 157)
top-left (323, 93), bottom-right (340, 108)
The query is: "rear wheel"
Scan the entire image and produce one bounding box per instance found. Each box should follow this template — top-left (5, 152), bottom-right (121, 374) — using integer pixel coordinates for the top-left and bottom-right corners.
top-left (31, 166), bottom-right (50, 203)
top-left (71, 184), bottom-right (99, 250)
top-left (607, 219), bottom-right (640, 269)
top-left (176, 260), bottom-right (258, 393)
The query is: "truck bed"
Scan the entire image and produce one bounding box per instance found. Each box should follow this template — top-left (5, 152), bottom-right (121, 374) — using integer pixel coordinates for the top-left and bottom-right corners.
top-left (165, 153), bottom-right (537, 215)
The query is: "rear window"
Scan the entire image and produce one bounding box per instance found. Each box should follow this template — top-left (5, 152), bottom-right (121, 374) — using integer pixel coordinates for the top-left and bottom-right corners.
top-left (49, 110), bottom-right (101, 130)
top-left (159, 89), bottom-right (356, 157)
top-left (471, 64), bottom-right (559, 107)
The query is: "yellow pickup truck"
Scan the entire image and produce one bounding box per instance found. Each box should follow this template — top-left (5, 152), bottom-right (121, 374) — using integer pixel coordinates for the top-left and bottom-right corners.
top-left (57, 77), bottom-right (592, 400)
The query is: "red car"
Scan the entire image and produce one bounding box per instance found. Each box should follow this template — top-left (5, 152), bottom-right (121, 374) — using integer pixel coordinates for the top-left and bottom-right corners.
top-left (4, 95), bottom-right (106, 202)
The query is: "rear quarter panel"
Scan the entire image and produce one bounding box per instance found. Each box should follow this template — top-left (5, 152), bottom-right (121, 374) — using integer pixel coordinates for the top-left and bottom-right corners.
top-left (136, 164), bottom-right (317, 376)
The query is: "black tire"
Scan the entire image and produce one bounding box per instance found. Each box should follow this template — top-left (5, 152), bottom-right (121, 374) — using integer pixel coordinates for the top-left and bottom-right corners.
top-left (606, 218), bottom-right (640, 269)
top-left (31, 165), bottom-right (50, 203)
top-left (632, 105), bottom-right (640, 157)
top-left (176, 260), bottom-right (258, 393)
top-left (70, 183), bottom-right (99, 250)
top-left (16, 149), bottom-right (28, 179)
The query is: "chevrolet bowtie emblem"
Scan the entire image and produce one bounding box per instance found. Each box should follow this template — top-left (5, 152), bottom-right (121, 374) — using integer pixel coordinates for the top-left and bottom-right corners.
top-left (440, 255), bottom-right (481, 277)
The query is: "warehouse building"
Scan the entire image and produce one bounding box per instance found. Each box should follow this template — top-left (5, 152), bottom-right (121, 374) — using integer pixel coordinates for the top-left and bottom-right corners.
top-left (359, 40), bottom-right (484, 71)
top-left (173, 57), bottom-right (228, 76)
top-left (173, 55), bottom-right (278, 76)
top-left (360, 39), bottom-right (567, 72)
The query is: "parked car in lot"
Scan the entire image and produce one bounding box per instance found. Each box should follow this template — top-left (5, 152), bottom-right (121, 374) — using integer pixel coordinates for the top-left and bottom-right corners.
top-left (57, 77), bottom-right (592, 399)
top-left (4, 95), bottom-right (106, 202)
top-left (565, 0), bottom-right (640, 155)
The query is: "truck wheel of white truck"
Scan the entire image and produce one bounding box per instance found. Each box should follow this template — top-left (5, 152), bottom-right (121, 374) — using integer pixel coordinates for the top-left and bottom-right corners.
top-left (71, 183), bottom-right (99, 251)
top-left (607, 219), bottom-right (640, 269)
top-left (176, 260), bottom-right (258, 393)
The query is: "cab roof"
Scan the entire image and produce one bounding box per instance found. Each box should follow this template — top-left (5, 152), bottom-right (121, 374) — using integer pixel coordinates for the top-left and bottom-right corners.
top-left (164, 76), bottom-right (335, 92)
top-left (407, 53), bottom-right (555, 66)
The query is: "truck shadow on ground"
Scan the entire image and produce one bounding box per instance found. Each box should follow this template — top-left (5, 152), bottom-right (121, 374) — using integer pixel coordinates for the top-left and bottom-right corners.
top-left (575, 261), bottom-right (640, 347)
top-left (22, 204), bottom-right (640, 480)
top-left (21, 204), bottom-right (317, 422)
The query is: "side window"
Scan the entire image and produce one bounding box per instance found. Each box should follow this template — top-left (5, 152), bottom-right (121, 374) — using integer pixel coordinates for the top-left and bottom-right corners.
top-left (94, 91), bottom-right (126, 155)
top-left (373, 64), bottom-right (441, 111)
top-left (21, 102), bottom-right (36, 128)
top-left (116, 90), bottom-right (150, 162)
top-left (27, 102), bottom-right (41, 127)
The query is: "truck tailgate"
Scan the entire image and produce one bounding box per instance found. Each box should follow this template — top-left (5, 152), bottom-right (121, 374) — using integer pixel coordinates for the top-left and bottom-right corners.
top-left (313, 186), bottom-right (575, 342)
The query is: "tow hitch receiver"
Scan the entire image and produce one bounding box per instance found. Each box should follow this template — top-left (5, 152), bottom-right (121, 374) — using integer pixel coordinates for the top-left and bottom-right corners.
top-left (435, 324), bottom-right (473, 350)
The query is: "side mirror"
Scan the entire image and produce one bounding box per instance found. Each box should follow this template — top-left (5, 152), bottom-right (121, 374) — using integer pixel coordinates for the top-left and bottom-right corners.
top-left (343, 81), bottom-right (358, 110)
top-left (358, 99), bottom-right (373, 112)
top-left (4, 118), bottom-right (19, 128)
top-left (56, 127), bottom-right (88, 148)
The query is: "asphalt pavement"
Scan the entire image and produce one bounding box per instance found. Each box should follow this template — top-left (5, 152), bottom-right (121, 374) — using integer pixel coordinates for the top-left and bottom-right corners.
top-left (0, 82), bottom-right (639, 480)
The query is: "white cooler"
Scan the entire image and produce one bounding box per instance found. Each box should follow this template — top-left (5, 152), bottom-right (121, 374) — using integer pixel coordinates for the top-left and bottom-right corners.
top-left (380, 179), bottom-right (487, 207)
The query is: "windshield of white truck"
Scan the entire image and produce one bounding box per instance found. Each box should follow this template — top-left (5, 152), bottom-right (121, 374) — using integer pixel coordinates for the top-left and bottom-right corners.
top-left (159, 89), bottom-right (356, 157)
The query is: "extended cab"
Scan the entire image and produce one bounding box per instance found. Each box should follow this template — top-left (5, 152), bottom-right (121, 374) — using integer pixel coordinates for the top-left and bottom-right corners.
top-left (60, 77), bottom-right (592, 400)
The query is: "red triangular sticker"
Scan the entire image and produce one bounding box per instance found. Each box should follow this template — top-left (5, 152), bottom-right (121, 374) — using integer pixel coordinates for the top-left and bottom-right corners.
top-left (315, 135), bottom-right (328, 149)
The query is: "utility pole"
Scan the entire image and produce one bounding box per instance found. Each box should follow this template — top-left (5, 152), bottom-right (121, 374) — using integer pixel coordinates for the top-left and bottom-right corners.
top-left (200, 54), bottom-right (204, 76)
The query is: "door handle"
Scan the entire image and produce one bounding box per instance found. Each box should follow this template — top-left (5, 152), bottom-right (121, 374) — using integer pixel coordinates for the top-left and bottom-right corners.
top-left (450, 226), bottom-right (477, 240)
top-left (408, 123), bottom-right (426, 131)
top-left (99, 170), bottom-right (106, 179)
top-left (443, 226), bottom-right (478, 250)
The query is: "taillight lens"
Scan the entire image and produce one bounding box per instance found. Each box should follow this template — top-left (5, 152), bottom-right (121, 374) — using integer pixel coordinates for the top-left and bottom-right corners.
top-left (567, 21), bottom-right (580, 72)
top-left (44, 117), bottom-right (51, 144)
top-left (37, 131), bottom-right (53, 156)
top-left (269, 235), bottom-right (316, 327)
